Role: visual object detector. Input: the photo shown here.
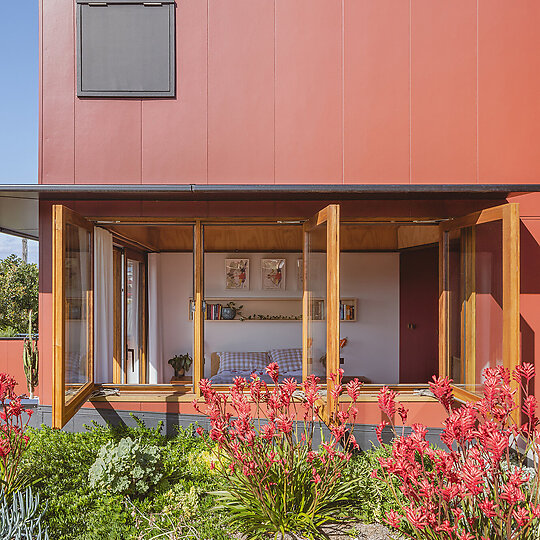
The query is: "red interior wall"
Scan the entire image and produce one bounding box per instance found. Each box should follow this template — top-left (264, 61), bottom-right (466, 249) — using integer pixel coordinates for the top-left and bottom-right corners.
top-left (399, 246), bottom-right (439, 384)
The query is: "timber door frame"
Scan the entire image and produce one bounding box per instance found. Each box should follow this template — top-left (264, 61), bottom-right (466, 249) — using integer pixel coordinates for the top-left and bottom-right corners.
top-left (439, 203), bottom-right (520, 401)
top-left (52, 205), bottom-right (96, 429)
top-left (303, 204), bottom-right (341, 422)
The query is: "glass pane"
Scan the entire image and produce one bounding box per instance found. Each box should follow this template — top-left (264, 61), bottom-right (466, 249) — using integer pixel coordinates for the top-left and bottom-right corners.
top-left (64, 222), bottom-right (92, 403)
top-left (446, 220), bottom-right (504, 394)
top-left (305, 222), bottom-right (327, 383)
top-left (474, 220), bottom-right (503, 392)
top-left (447, 229), bottom-right (464, 384)
top-left (126, 260), bottom-right (140, 384)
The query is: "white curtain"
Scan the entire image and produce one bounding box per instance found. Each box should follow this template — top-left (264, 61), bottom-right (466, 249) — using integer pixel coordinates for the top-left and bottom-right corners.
top-left (148, 253), bottom-right (163, 384)
top-left (126, 261), bottom-right (140, 384)
top-left (94, 227), bottom-right (114, 383)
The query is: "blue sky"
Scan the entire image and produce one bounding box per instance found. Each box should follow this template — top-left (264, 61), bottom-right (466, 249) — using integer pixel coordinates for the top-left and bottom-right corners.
top-left (0, 1), bottom-right (39, 263)
top-left (0, 1), bottom-right (38, 184)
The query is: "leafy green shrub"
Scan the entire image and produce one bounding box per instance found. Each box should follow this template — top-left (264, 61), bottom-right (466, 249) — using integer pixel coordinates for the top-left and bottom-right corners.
top-left (88, 437), bottom-right (162, 497)
top-left (21, 419), bottom-right (237, 539)
top-left (0, 327), bottom-right (18, 338)
top-left (0, 255), bottom-right (38, 334)
top-left (21, 425), bottom-right (125, 539)
top-left (346, 445), bottom-right (402, 524)
top-left (0, 487), bottom-right (48, 539)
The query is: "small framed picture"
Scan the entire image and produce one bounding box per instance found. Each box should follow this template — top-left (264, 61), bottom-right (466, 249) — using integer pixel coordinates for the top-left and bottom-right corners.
top-left (225, 259), bottom-right (249, 289)
top-left (261, 258), bottom-right (286, 290)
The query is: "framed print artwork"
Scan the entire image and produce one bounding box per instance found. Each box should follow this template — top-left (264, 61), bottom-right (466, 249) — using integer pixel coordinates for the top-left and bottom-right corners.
top-left (225, 259), bottom-right (249, 289)
top-left (261, 258), bottom-right (286, 290)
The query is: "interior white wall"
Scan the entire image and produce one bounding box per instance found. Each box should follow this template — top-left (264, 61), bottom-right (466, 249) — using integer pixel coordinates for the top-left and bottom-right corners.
top-left (204, 253), bottom-right (303, 377)
top-left (204, 253), bottom-right (303, 297)
top-left (340, 253), bottom-right (399, 384)
top-left (155, 251), bottom-right (400, 383)
top-left (157, 253), bottom-right (194, 382)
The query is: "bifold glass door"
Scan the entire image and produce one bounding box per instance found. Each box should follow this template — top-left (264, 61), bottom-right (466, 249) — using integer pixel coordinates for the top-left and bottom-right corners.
top-left (439, 203), bottom-right (520, 398)
top-left (303, 205), bottom-right (341, 423)
top-left (53, 205), bottom-right (95, 429)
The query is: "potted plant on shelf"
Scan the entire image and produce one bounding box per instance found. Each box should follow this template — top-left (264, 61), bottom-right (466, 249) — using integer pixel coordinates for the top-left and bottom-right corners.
top-left (221, 301), bottom-right (243, 320)
top-left (168, 353), bottom-right (193, 382)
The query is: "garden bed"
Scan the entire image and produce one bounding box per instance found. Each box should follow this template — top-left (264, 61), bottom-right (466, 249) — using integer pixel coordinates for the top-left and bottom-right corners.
top-left (15, 414), bottom-right (400, 540)
top-left (5, 363), bottom-right (540, 539)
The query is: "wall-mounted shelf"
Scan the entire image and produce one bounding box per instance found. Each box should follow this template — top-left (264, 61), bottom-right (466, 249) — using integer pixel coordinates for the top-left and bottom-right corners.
top-left (188, 297), bottom-right (357, 322)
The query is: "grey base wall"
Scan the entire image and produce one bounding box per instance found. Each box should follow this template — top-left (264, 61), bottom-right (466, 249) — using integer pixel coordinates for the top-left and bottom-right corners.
top-left (29, 405), bottom-right (444, 450)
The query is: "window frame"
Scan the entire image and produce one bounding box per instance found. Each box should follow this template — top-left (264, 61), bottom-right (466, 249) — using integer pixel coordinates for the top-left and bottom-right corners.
top-left (51, 207), bottom-right (519, 425)
top-left (303, 205), bottom-right (341, 423)
top-left (52, 205), bottom-right (96, 428)
top-left (438, 203), bottom-right (520, 402)
top-left (76, 0), bottom-right (176, 98)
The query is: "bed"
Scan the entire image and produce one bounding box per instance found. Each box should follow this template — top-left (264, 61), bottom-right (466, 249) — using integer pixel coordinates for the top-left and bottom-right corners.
top-left (209, 349), bottom-right (303, 385)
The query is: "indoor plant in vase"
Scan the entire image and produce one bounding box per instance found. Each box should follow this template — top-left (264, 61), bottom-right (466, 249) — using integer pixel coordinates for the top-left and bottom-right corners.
top-left (221, 301), bottom-right (243, 320)
top-left (168, 353), bottom-right (193, 383)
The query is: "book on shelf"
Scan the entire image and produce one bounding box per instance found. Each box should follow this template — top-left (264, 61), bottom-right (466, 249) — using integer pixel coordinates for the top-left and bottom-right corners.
top-left (339, 302), bottom-right (355, 321)
top-left (205, 303), bottom-right (223, 320)
top-left (189, 301), bottom-right (224, 320)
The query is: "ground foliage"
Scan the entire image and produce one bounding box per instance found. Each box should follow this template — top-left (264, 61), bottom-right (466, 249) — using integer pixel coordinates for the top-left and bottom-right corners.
top-left (21, 418), bottom-right (239, 540)
top-left (20, 415), bottom-right (395, 540)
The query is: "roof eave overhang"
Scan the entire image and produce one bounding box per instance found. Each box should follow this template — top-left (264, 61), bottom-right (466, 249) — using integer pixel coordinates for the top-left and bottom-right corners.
top-left (0, 183), bottom-right (538, 202)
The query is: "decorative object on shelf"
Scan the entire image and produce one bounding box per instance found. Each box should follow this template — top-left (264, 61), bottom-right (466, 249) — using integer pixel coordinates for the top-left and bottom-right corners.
top-left (243, 314), bottom-right (301, 320)
top-left (319, 337), bottom-right (348, 368)
top-left (168, 352), bottom-right (193, 381)
top-left (221, 301), bottom-right (243, 320)
top-left (261, 258), bottom-right (286, 290)
top-left (225, 258), bottom-right (249, 289)
top-left (23, 310), bottom-right (39, 399)
top-left (296, 257), bottom-right (304, 290)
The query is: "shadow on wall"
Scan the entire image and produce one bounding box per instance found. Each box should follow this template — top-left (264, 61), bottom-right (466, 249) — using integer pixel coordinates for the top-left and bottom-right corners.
top-left (520, 222), bottom-right (540, 396)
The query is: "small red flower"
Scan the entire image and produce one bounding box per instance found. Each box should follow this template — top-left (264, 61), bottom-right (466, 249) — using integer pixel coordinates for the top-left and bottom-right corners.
top-left (376, 421), bottom-right (388, 444)
top-left (377, 386), bottom-right (397, 419)
top-left (346, 378), bottom-right (363, 401)
top-left (265, 362), bottom-right (280, 384)
top-left (513, 363), bottom-right (535, 383)
top-left (404, 506), bottom-right (427, 529)
top-left (429, 375), bottom-right (454, 412)
top-left (384, 510), bottom-right (402, 528)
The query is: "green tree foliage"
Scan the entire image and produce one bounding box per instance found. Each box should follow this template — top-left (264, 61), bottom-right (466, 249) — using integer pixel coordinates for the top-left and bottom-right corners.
top-left (0, 255), bottom-right (38, 335)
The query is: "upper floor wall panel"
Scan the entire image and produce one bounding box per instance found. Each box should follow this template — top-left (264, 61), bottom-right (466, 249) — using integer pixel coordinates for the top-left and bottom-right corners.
top-left (40, 0), bottom-right (540, 185)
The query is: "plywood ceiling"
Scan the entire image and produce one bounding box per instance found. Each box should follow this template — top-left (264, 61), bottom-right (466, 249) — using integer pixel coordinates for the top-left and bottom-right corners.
top-left (104, 223), bottom-right (438, 252)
